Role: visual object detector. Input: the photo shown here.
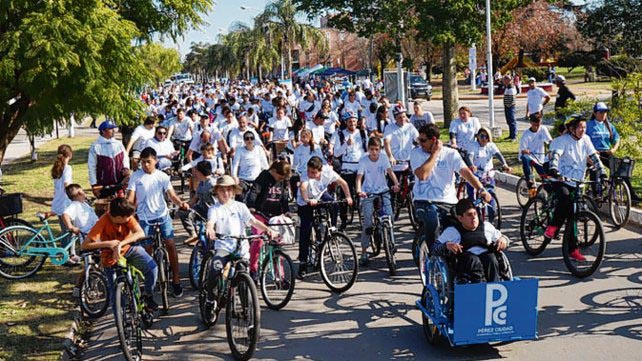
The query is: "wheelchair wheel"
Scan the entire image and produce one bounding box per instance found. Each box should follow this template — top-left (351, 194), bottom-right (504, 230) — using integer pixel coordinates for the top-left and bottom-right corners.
top-left (520, 196), bottom-right (551, 256)
top-left (496, 251), bottom-right (513, 281)
top-left (421, 288), bottom-right (440, 345)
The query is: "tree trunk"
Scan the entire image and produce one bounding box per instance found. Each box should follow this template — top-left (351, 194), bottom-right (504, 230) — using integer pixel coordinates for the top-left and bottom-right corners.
top-left (0, 97), bottom-right (31, 164)
top-left (441, 45), bottom-right (459, 129)
top-left (286, 41), bottom-right (293, 80)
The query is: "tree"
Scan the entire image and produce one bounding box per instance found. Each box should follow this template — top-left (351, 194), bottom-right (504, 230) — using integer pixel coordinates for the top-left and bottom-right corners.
top-left (0, 0), bottom-right (214, 163)
top-left (257, 0), bottom-right (328, 79)
top-left (577, 0), bottom-right (642, 58)
top-left (140, 43), bottom-right (182, 85)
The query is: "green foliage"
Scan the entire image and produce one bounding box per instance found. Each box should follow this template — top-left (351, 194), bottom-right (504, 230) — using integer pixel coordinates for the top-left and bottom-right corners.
top-left (596, 55), bottom-right (642, 79)
top-left (521, 67), bottom-right (547, 81)
top-left (139, 43), bottom-right (182, 85)
top-left (577, 0), bottom-right (642, 58)
top-left (611, 73), bottom-right (642, 159)
top-left (557, 50), bottom-right (603, 69)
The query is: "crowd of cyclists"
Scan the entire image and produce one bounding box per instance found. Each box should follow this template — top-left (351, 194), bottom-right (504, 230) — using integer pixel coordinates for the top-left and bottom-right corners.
top-left (30, 75), bottom-right (635, 359)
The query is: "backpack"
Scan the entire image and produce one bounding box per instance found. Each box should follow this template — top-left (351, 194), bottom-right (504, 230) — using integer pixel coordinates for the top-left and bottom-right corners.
top-left (338, 128), bottom-right (368, 152)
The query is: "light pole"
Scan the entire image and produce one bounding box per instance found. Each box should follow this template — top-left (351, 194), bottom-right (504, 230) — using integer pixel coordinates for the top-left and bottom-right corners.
top-left (486, 0), bottom-right (498, 135)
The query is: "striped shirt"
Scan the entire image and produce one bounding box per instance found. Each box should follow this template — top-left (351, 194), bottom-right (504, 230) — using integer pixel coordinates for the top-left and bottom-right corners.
top-left (504, 86), bottom-right (517, 108)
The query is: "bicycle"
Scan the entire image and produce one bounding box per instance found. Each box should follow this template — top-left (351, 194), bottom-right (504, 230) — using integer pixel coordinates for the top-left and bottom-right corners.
top-left (112, 255), bottom-right (154, 361)
top-left (188, 210), bottom-right (211, 290)
top-left (140, 218), bottom-right (172, 315)
top-left (584, 157), bottom-right (633, 229)
top-left (303, 200), bottom-right (359, 293)
top-left (198, 233), bottom-right (262, 361)
top-left (0, 212), bottom-right (82, 279)
top-left (515, 156), bottom-right (548, 208)
top-left (334, 170), bottom-right (360, 227)
top-left (171, 139), bottom-right (192, 193)
top-left (254, 213), bottom-right (296, 310)
top-left (391, 161), bottom-right (418, 231)
top-left (520, 177), bottom-right (606, 278)
top-left (363, 191), bottom-right (397, 276)
top-left (456, 171), bottom-right (502, 230)
top-left (74, 249), bottom-right (110, 319)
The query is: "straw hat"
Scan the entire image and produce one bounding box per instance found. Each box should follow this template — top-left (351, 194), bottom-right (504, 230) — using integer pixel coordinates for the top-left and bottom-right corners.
top-left (213, 175), bottom-right (242, 195)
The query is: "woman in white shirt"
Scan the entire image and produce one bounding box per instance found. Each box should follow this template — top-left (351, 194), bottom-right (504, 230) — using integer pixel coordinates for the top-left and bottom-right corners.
top-left (231, 130), bottom-right (269, 199)
top-left (50, 144), bottom-right (75, 262)
top-left (449, 106), bottom-right (481, 153)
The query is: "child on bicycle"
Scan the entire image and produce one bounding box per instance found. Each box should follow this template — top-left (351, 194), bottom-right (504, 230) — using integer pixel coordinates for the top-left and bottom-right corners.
top-left (465, 127), bottom-right (511, 198)
top-left (61, 184), bottom-right (99, 263)
top-left (519, 113), bottom-right (552, 194)
top-left (296, 156), bottom-right (353, 278)
top-left (355, 137), bottom-right (400, 266)
top-left (204, 176), bottom-right (279, 301)
top-left (435, 199), bottom-right (508, 283)
top-left (179, 161), bottom-right (218, 243)
top-left (81, 197), bottom-right (159, 311)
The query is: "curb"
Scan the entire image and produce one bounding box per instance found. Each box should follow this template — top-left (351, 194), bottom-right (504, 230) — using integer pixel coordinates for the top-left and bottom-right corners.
top-left (493, 172), bottom-right (642, 228)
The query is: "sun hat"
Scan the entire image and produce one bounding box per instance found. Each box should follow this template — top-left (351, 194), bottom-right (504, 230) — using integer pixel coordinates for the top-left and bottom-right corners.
top-left (213, 175), bottom-right (242, 195)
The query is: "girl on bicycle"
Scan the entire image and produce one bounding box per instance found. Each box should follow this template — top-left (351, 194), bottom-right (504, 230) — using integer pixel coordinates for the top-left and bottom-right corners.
top-left (466, 127), bottom-right (512, 195)
top-left (205, 176), bottom-right (278, 299)
top-left (547, 115), bottom-right (607, 261)
top-left (355, 137), bottom-right (400, 266)
top-left (51, 144), bottom-right (78, 264)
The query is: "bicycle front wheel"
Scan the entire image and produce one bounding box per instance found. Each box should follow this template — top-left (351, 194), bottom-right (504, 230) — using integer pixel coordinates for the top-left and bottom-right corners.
top-left (382, 223), bottom-right (397, 276)
top-left (515, 177), bottom-right (530, 208)
top-left (320, 232), bottom-right (358, 293)
top-left (114, 281), bottom-right (143, 361)
top-left (260, 249), bottom-right (295, 310)
top-left (520, 196), bottom-right (551, 256)
top-left (189, 242), bottom-right (206, 290)
top-left (482, 192), bottom-right (502, 230)
top-left (226, 272), bottom-right (260, 361)
top-left (0, 226), bottom-right (47, 279)
top-left (156, 248), bottom-right (170, 314)
top-left (562, 210), bottom-right (606, 278)
top-left (198, 253), bottom-right (219, 327)
top-left (80, 270), bottom-right (110, 319)
top-left (609, 179), bottom-right (631, 229)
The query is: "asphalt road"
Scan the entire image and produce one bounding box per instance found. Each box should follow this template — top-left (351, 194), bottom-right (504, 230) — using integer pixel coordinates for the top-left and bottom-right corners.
top-left (80, 179), bottom-right (642, 361)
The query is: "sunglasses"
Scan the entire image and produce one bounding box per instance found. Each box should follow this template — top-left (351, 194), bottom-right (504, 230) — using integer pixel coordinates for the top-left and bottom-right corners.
top-left (157, 132), bottom-right (167, 135)
top-left (478, 134), bottom-right (489, 139)
top-left (244, 137), bottom-right (255, 141)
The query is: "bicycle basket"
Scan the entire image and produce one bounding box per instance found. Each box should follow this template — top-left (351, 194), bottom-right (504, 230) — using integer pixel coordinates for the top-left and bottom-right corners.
top-left (609, 157), bottom-right (634, 178)
top-left (0, 193), bottom-right (23, 217)
top-left (268, 215), bottom-right (296, 245)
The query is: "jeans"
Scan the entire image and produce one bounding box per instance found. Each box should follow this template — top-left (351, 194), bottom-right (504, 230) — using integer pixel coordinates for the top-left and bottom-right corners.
top-left (360, 193), bottom-right (393, 248)
top-left (504, 106), bottom-right (517, 139)
top-left (521, 154), bottom-right (546, 187)
top-left (339, 172), bottom-right (357, 224)
top-left (206, 249), bottom-right (231, 298)
top-left (414, 200), bottom-right (454, 250)
top-left (104, 245), bottom-right (158, 308)
top-left (139, 214), bottom-right (175, 240)
top-left (297, 192), bottom-right (336, 264)
top-left (178, 204), bottom-right (208, 237)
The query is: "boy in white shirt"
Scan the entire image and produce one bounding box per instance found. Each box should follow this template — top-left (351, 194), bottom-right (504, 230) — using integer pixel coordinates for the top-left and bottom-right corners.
top-left (61, 184), bottom-right (99, 264)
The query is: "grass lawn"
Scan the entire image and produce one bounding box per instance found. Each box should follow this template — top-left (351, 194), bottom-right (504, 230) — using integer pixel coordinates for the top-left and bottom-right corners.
top-left (0, 136), bottom-right (94, 361)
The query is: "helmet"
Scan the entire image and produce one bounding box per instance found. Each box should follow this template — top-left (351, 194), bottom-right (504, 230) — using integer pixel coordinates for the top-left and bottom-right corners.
top-left (554, 75), bottom-right (566, 84)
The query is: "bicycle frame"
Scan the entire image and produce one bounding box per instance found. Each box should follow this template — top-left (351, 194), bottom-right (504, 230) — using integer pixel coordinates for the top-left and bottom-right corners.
top-left (4, 220), bottom-right (78, 265)
top-left (114, 258), bottom-right (147, 315)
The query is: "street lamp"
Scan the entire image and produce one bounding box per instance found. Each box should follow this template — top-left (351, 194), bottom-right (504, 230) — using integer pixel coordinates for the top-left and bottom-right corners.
top-left (485, 0), bottom-right (498, 135)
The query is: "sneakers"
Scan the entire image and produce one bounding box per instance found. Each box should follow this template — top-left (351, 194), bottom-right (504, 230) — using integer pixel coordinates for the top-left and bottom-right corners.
top-left (569, 249), bottom-right (586, 262)
top-left (359, 254), bottom-right (370, 267)
top-left (142, 294), bottom-right (159, 312)
top-left (544, 225), bottom-right (559, 239)
top-left (297, 263), bottom-right (308, 279)
top-left (172, 283), bottom-right (183, 298)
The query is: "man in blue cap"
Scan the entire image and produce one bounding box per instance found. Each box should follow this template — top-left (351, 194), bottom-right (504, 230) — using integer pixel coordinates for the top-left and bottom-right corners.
top-left (89, 119), bottom-right (130, 198)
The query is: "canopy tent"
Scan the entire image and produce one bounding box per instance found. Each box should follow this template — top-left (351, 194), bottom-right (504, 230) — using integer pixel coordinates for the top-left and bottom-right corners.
top-left (296, 64), bottom-right (325, 78)
top-left (318, 67), bottom-right (355, 77)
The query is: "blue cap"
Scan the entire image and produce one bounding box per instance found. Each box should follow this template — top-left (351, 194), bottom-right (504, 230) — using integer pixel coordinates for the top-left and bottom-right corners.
top-left (341, 111), bottom-right (357, 121)
top-left (593, 102), bottom-right (609, 112)
top-left (98, 119), bottom-right (118, 132)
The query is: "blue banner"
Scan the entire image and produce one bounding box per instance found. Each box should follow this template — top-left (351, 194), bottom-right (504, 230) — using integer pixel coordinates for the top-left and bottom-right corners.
top-left (453, 279), bottom-right (538, 345)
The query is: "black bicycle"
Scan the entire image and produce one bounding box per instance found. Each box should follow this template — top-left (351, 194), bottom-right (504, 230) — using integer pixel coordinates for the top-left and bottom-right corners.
top-left (585, 157), bottom-right (633, 229)
top-left (304, 200), bottom-right (359, 293)
top-left (75, 249), bottom-right (109, 319)
top-left (141, 219), bottom-right (172, 314)
top-left (198, 234), bottom-right (263, 361)
top-left (363, 191), bottom-right (397, 276)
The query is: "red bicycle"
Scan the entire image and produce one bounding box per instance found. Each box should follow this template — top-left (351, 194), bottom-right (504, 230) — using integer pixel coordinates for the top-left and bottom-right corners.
top-left (392, 161), bottom-right (418, 231)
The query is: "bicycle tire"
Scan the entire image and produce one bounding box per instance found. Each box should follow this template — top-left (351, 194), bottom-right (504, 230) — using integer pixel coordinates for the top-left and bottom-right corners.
top-left (260, 249), bottom-right (295, 310)
top-left (0, 226), bottom-right (48, 279)
top-left (189, 242), bottom-right (205, 290)
top-left (562, 210), bottom-right (606, 278)
top-left (519, 196), bottom-right (551, 256)
top-left (407, 191), bottom-right (419, 231)
top-left (80, 270), bottom-right (110, 319)
top-left (421, 288), bottom-right (440, 345)
top-left (382, 222), bottom-right (397, 276)
top-left (114, 280), bottom-right (143, 361)
top-left (483, 192), bottom-right (502, 230)
top-left (198, 253), bottom-right (219, 327)
top-left (581, 195), bottom-right (600, 215)
top-left (226, 272), bottom-right (260, 361)
top-left (609, 179), bottom-right (631, 229)
top-left (320, 232), bottom-right (358, 293)
top-left (1, 217), bottom-right (34, 231)
top-left (156, 248), bottom-right (170, 315)
top-left (515, 177), bottom-right (531, 208)
top-left (370, 225), bottom-right (382, 257)
top-left (411, 232), bottom-right (422, 267)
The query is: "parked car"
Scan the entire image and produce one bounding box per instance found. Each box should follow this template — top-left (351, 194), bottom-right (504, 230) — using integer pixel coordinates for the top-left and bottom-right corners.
top-left (408, 74), bottom-right (432, 101)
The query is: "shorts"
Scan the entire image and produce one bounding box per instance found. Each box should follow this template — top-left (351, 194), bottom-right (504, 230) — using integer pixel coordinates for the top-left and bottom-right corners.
top-left (139, 214), bottom-right (175, 240)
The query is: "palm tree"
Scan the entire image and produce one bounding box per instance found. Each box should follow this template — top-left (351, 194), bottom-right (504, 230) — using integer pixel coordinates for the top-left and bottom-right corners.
top-left (256, 0), bottom-right (327, 79)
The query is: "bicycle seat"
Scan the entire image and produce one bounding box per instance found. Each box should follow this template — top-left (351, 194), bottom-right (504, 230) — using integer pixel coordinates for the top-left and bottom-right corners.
top-left (392, 163), bottom-right (409, 172)
top-left (36, 212), bottom-right (55, 222)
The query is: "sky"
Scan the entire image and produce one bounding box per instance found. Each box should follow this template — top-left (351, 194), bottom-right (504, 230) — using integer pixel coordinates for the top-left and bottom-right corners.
top-left (163, 0), bottom-right (316, 59)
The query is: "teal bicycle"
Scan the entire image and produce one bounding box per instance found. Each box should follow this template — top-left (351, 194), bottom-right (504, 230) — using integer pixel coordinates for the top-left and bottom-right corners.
top-left (0, 212), bottom-right (82, 279)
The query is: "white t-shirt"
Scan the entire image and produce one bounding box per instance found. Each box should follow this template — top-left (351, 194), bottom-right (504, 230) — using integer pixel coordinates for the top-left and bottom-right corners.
top-left (331, 129), bottom-right (367, 172)
top-left (323, 111), bottom-right (339, 134)
top-left (226, 127), bottom-right (262, 151)
top-left (189, 126), bottom-right (223, 153)
top-left (526, 87), bottom-right (549, 115)
top-left (357, 153), bottom-right (391, 194)
top-left (468, 141), bottom-right (501, 172)
top-left (296, 165), bottom-right (340, 207)
top-left (409, 146), bottom-right (466, 204)
top-left (131, 125), bottom-right (155, 152)
top-left (170, 118), bottom-right (194, 141)
top-left (231, 146), bottom-right (269, 181)
top-left (268, 116), bottom-right (292, 141)
top-left (410, 112), bottom-right (435, 129)
top-left (52, 165), bottom-right (72, 215)
top-left (438, 222), bottom-right (502, 256)
top-left (384, 122), bottom-right (419, 161)
top-left (207, 201), bottom-right (253, 258)
top-left (293, 144), bottom-right (324, 175)
top-left (449, 117), bottom-right (481, 152)
top-left (305, 121), bottom-right (326, 145)
top-left (127, 169), bottom-right (173, 221)
top-left (519, 126), bottom-right (552, 163)
top-left (343, 99), bottom-right (362, 115)
top-left (63, 201), bottom-right (98, 234)
top-left (550, 133), bottom-right (597, 182)
top-left (144, 137), bottom-right (175, 158)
